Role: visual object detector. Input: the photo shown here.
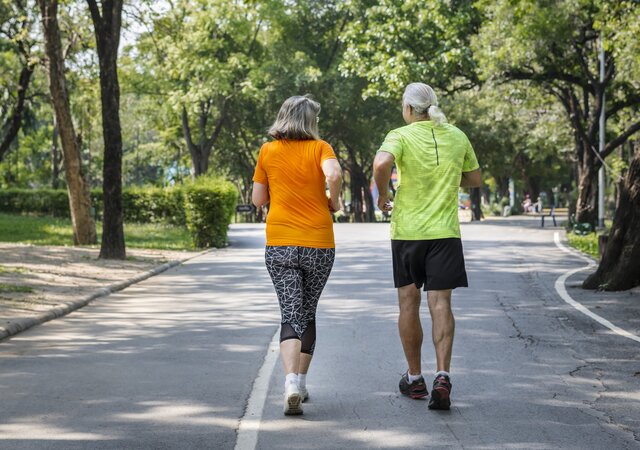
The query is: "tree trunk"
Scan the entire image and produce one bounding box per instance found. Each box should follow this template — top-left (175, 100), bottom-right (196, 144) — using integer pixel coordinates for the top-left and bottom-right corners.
top-left (181, 103), bottom-right (227, 179)
top-left (0, 65), bottom-right (34, 162)
top-left (495, 176), bottom-right (510, 199)
top-left (470, 187), bottom-right (483, 221)
top-left (575, 154), bottom-right (598, 226)
top-left (87, 0), bottom-right (125, 259)
top-left (524, 175), bottom-right (541, 204)
top-left (38, 0), bottom-right (97, 245)
top-left (349, 169), bottom-right (374, 222)
top-left (51, 120), bottom-right (62, 189)
top-left (583, 145), bottom-right (640, 290)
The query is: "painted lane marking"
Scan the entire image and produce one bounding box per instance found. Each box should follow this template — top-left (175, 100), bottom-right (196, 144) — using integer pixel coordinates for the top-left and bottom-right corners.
top-left (553, 232), bottom-right (640, 344)
top-left (235, 329), bottom-right (280, 450)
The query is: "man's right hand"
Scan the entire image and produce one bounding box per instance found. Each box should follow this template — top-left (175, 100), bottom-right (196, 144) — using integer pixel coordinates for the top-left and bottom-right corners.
top-left (377, 192), bottom-right (393, 212)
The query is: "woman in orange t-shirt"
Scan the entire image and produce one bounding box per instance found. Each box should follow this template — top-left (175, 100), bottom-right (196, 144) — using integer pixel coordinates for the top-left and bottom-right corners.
top-left (252, 95), bottom-right (342, 416)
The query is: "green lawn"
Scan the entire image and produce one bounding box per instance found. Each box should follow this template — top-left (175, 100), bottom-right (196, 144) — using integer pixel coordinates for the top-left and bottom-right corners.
top-left (0, 282), bottom-right (34, 293)
top-left (0, 213), bottom-right (193, 250)
top-left (567, 232), bottom-right (600, 259)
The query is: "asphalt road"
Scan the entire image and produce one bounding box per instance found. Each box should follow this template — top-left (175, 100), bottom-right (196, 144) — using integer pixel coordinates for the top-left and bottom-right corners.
top-left (0, 220), bottom-right (638, 449)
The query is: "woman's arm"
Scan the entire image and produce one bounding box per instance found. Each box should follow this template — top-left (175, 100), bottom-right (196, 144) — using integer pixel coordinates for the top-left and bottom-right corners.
top-left (322, 158), bottom-right (343, 212)
top-left (252, 182), bottom-right (270, 208)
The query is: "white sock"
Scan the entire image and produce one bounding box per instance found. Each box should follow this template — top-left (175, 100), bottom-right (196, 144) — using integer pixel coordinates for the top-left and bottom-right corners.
top-left (435, 370), bottom-right (450, 378)
top-left (285, 372), bottom-right (298, 388)
top-left (297, 373), bottom-right (307, 389)
top-left (407, 372), bottom-right (423, 383)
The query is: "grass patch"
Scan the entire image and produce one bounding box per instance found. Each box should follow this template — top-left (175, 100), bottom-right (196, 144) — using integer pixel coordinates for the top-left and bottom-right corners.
top-left (0, 266), bottom-right (28, 274)
top-left (567, 232), bottom-right (599, 259)
top-left (0, 283), bottom-right (34, 293)
top-left (0, 213), bottom-right (193, 250)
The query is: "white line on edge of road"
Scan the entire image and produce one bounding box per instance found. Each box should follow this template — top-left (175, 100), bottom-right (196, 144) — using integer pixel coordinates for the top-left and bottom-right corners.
top-left (553, 232), bottom-right (640, 344)
top-left (235, 328), bottom-right (280, 450)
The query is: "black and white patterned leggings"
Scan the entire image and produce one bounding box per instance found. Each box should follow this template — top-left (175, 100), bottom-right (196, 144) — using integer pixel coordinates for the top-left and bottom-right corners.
top-left (265, 246), bottom-right (335, 355)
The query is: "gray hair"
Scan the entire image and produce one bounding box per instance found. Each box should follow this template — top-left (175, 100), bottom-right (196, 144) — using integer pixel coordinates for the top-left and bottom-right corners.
top-left (402, 82), bottom-right (447, 125)
top-left (268, 95), bottom-right (321, 140)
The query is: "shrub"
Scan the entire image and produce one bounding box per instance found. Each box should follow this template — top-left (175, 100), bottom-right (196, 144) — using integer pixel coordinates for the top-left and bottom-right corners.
top-left (122, 187), bottom-right (185, 225)
top-left (183, 177), bottom-right (237, 248)
top-left (1, 187), bottom-right (187, 225)
top-left (0, 188), bottom-right (70, 217)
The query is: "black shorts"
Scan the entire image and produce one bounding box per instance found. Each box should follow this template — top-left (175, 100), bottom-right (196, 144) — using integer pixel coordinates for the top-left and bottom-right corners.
top-left (391, 238), bottom-right (468, 291)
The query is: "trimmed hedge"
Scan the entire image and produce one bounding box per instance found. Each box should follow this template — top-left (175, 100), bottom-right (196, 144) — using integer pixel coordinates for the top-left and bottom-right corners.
top-left (0, 180), bottom-right (238, 248)
top-left (0, 187), bottom-right (185, 225)
top-left (183, 178), bottom-right (237, 248)
top-left (0, 188), bottom-right (71, 217)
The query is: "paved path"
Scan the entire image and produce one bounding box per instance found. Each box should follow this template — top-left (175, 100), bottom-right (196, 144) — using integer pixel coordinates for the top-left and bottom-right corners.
top-left (1, 220), bottom-right (639, 449)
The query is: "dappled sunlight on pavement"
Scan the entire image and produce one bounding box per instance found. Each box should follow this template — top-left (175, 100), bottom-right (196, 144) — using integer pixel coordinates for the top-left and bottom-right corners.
top-left (0, 221), bottom-right (638, 448)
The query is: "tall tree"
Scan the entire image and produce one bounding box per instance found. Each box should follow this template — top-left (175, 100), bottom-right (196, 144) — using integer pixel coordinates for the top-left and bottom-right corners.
top-left (583, 143), bottom-right (640, 290)
top-left (340, 0), bottom-right (481, 96)
top-left (473, 0), bottom-right (640, 225)
top-left (0, 0), bottom-right (37, 161)
top-left (38, 0), bottom-right (97, 244)
top-left (138, 0), bottom-right (264, 178)
top-left (340, 0), bottom-right (483, 218)
top-left (266, 0), bottom-right (398, 221)
top-left (86, 0), bottom-right (125, 259)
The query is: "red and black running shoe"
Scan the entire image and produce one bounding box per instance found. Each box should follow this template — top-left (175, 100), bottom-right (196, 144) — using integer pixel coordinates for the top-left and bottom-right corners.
top-left (399, 372), bottom-right (429, 399)
top-left (428, 374), bottom-right (452, 410)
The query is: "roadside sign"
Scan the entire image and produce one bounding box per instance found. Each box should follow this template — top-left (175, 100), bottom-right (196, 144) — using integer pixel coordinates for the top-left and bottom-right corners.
top-left (236, 204), bottom-right (254, 213)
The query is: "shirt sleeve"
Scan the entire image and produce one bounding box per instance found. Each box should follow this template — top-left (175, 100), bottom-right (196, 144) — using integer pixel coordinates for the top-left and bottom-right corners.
top-left (378, 130), bottom-right (403, 161)
top-left (462, 136), bottom-right (480, 172)
top-left (319, 141), bottom-right (337, 164)
top-left (252, 144), bottom-right (268, 184)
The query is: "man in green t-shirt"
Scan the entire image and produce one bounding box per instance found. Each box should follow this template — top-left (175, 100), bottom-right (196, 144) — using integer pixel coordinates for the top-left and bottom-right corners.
top-left (373, 82), bottom-right (481, 410)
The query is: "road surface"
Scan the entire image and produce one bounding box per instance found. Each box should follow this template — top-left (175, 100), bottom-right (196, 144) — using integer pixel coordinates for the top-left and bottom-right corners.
top-left (1, 220), bottom-right (638, 449)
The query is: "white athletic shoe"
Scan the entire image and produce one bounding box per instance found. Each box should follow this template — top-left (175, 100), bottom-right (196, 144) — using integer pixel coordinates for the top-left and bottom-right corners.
top-left (299, 386), bottom-right (309, 402)
top-left (283, 383), bottom-right (303, 415)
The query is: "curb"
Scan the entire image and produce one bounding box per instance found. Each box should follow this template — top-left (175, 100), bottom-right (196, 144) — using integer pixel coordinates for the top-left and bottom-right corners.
top-left (0, 248), bottom-right (212, 342)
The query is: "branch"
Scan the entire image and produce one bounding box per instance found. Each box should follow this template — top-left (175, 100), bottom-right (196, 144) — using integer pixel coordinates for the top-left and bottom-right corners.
top-left (602, 120), bottom-right (640, 159)
top-left (606, 94), bottom-right (640, 119)
top-left (85, 0), bottom-right (102, 28)
top-left (325, 16), bottom-right (349, 71)
top-left (573, 41), bottom-right (596, 86)
top-left (503, 69), bottom-right (591, 92)
top-left (181, 106), bottom-right (198, 160)
top-left (246, 19), bottom-right (262, 58)
top-left (0, 65), bottom-right (34, 161)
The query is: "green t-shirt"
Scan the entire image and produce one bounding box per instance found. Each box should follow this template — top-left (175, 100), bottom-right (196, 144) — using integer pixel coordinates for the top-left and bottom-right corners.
top-left (378, 120), bottom-right (479, 240)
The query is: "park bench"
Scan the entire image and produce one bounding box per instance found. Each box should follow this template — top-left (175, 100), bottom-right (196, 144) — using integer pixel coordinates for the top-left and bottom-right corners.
top-left (525, 207), bottom-right (568, 227)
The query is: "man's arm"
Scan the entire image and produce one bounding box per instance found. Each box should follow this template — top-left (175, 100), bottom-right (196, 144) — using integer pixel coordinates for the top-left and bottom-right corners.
top-left (373, 152), bottom-right (395, 211)
top-left (322, 158), bottom-right (343, 212)
top-left (460, 169), bottom-right (482, 188)
top-left (251, 182), bottom-right (269, 207)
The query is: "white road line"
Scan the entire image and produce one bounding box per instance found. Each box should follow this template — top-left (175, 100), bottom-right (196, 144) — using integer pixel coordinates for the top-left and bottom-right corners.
top-left (553, 232), bottom-right (640, 344)
top-left (235, 328), bottom-right (280, 450)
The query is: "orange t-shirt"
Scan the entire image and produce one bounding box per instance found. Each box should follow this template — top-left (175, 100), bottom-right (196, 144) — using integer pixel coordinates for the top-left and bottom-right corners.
top-left (253, 139), bottom-right (337, 248)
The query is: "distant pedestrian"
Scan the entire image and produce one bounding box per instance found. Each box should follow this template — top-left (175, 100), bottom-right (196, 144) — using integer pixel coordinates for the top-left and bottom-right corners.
top-left (373, 82), bottom-right (481, 410)
top-left (251, 95), bottom-right (343, 415)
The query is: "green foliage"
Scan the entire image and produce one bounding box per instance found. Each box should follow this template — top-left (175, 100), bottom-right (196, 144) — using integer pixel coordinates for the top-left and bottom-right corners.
top-left (0, 188), bottom-right (71, 217)
top-left (0, 187), bottom-right (185, 225)
top-left (340, 0), bottom-right (481, 96)
top-left (567, 232), bottom-right (599, 259)
top-left (121, 187), bottom-right (185, 225)
top-left (182, 177), bottom-right (237, 248)
top-left (0, 283), bottom-right (34, 293)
